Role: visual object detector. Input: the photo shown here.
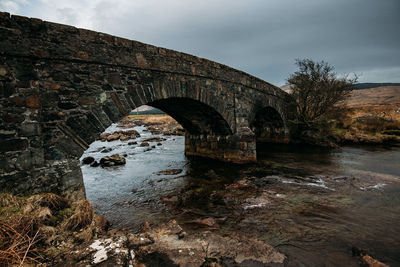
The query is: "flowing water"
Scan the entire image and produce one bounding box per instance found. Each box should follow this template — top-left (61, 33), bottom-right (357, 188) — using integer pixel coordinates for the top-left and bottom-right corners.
top-left (81, 122), bottom-right (400, 266)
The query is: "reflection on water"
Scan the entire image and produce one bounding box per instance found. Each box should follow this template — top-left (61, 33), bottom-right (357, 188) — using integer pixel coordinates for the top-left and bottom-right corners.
top-left (81, 123), bottom-right (400, 266)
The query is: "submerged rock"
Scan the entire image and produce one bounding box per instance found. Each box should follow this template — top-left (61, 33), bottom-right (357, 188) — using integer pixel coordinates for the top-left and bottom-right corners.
top-left (100, 154), bottom-right (126, 167)
top-left (142, 136), bottom-right (167, 142)
top-left (158, 169), bottom-right (183, 175)
top-left (140, 142), bottom-right (150, 147)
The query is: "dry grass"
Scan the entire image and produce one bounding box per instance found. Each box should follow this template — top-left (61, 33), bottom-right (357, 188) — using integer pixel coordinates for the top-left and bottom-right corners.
top-left (0, 216), bottom-right (41, 266)
top-left (330, 86), bottom-right (400, 143)
top-left (25, 193), bottom-right (68, 213)
top-left (126, 114), bottom-right (178, 126)
top-left (344, 86), bottom-right (400, 121)
top-left (62, 200), bottom-right (93, 231)
top-left (0, 193), bottom-right (100, 265)
top-left (0, 193), bottom-right (20, 208)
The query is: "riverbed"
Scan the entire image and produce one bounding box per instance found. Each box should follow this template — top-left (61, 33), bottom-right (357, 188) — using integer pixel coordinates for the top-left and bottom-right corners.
top-left (80, 121), bottom-right (400, 266)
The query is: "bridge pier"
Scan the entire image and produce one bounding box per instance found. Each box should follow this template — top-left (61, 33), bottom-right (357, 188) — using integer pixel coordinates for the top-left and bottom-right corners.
top-left (184, 132), bottom-right (257, 163)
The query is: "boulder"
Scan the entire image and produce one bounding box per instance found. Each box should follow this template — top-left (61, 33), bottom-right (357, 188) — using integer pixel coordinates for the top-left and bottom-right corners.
top-left (140, 142), bottom-right (149, 147)
top-left (90, 160), bottom-right (100, 167)
top-left (119, 135), bottom-right (130, 141)
top-left (100, 154), bottom-right (126, 167)
top-left (82, 156), bottom-right (95, 165)
top-left (106, 133), bottom-right (120, 141)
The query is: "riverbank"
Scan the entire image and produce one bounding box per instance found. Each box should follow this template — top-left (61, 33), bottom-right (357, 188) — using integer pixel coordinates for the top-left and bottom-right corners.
top-left (331, 85), bottom-right (400, 145)
top-left (329, 110), bottom-right (400, 145)
top-left (0, 192), bottom-right (286, 266)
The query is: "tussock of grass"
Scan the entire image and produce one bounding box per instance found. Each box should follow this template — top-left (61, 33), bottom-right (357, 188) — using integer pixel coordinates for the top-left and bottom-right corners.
top-left (62, 200), bottom-right (93, 231)
top-left (0, 193), bottom-right (20, 208)
top-left (0, 193), bottom-right (100, 265)
top-left (26, 193), bottom-right (68, 213)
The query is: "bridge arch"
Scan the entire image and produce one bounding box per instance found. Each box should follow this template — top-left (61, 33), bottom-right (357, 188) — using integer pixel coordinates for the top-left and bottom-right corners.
top-left (0, 12), bottom-right (294, 199)
top-left (250, 106), bottom-right (288, 143)
top-left (147, 98), bottom-right (232, 136)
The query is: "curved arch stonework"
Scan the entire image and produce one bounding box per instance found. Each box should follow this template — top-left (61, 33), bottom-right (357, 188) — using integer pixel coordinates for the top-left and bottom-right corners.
top-left (0, 13), bottom-right (295, 199)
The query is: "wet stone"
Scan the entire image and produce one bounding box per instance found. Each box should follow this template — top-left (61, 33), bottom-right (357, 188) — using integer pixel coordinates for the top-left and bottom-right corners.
top-left (19, 122), bottom-right (41, 136)
top-left (101, 148), bottom-right (112, 153)
top-left (100, 154), bottom-right (126, 167)
top-left (90, 160), bottom-right (100, 167)
top-left (82, 156), bottom-right (95, 165)
top-left (158, 169), bottom-right (183, 175)
top-left (0, 138), bottom-right (28, 152)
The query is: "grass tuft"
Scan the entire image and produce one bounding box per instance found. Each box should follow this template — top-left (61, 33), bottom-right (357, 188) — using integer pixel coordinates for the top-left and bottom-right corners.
top-left (62, 200), bottom-right (94, 231)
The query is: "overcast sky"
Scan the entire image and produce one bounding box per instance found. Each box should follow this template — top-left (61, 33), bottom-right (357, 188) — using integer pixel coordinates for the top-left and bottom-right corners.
top-left (1, 0), bottom-right (399, 86)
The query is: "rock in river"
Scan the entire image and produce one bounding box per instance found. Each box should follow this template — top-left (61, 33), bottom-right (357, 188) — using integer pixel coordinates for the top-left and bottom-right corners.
top-left (140, 142), bottom-right (150, 147)
top-left (90, 160), bottom-right (100, 167)
top-left (100, 154), bottom-right (126, 167)
top-left (82, 156), bottom-right (95, 165)
top-left (158, 169), bottom-right (183, 175)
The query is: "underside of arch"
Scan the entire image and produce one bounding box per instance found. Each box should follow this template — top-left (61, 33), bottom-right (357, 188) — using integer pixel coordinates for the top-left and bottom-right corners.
top-left (147, 97), bottom-right (233, 136)
top-left (250, 107), bottom-right (288, 143)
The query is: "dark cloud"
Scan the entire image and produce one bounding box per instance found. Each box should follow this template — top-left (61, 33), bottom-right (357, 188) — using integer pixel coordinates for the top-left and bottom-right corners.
top-left (3, 0), bottom-right (400, 85)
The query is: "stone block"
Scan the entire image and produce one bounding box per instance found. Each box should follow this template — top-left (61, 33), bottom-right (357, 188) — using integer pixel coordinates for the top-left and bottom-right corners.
top-left (0, 129), bottom-right (16, 139)
top-left (16, 64), bottom-right (38, 81)
top-left (0, 138), bottom-right (28, 152)
top-left (74, 51), bottom-right (89, 60)
top-left (0, 82), bottom-right (15, 98)
top-left (19, 122), bottom-right (41, 136)
top-left (2, 113), bottom-right (25, 123)
top-left (12, 95), bottom-right (40, 108)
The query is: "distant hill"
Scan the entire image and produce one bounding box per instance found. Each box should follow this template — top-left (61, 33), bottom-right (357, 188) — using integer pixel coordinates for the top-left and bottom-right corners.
top-left (353, 83), bottom-right (400, 90)
top-left (281, 83), bottom-right (400, 92)
top-left (346, 85), bottom-right (400, 107)
top-left (130, 105), bottom-right (165, 115)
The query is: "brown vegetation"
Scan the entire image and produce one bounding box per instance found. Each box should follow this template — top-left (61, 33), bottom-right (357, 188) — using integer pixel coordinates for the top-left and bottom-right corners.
top-left (62, 200), bottom-right (93, 231)
top-left (120, 114), bottom-right (185, 136)
top-left (0, 215), bottom-right (40, 266)
top-left (0, 193), bottom-right (107, 266)
top-left (331, 86), bottom-right (400, 144)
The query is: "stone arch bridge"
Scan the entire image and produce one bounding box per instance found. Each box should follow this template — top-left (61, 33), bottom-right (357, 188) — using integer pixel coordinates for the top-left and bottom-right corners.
top-left (0, 13), bottom-right (295, 199)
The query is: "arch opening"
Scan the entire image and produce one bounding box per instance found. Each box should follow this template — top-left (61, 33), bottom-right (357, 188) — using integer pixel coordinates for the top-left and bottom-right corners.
top-left (147, 97), bottom-right (233, 136)
top-left (250, 107), bottom-right (286, 143)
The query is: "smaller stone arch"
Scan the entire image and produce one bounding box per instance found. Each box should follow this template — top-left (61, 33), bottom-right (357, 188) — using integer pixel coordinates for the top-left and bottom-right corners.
top-left (250, 106), bottom-right (289, 144)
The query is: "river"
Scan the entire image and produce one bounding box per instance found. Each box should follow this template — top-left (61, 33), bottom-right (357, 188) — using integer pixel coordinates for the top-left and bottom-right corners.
top-left (80, 121), bottom-right (400, 266)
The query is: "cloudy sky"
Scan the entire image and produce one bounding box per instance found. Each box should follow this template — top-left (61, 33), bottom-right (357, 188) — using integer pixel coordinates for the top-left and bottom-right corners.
top-left (1, 0), bottom-right (399, 86)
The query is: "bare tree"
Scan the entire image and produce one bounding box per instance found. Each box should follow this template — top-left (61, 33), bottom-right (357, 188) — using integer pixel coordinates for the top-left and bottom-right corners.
top-left (287, 59), bottom-right (357, 127)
